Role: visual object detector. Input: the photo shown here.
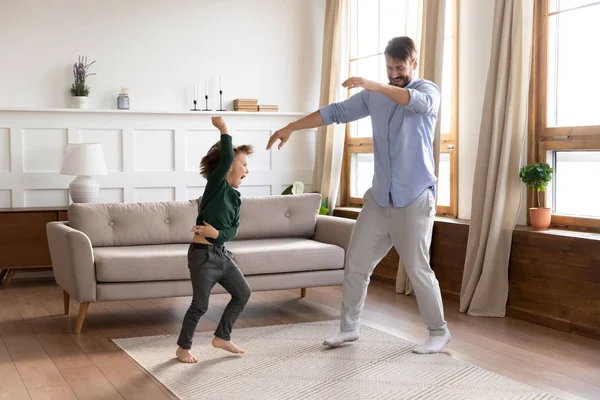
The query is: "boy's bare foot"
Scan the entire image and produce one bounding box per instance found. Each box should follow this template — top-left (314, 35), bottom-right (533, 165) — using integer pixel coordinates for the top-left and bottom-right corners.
top-left (212, 337), bottom-right (245, 354)
top-left (176, 346), bottom-right (198, 363)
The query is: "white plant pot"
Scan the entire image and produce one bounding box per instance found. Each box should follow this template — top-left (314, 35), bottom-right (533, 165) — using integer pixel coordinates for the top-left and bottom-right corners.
top-left (72, 96), bottom-right (89, 109)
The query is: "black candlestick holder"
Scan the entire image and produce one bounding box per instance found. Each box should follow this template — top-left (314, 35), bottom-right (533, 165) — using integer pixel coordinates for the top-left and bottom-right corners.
top-left (203, 95), bottom-right (211, 111)
top-left (190, 100), bottom-right (199, 111)
top-left (217, 90), bottom-right (225, 111)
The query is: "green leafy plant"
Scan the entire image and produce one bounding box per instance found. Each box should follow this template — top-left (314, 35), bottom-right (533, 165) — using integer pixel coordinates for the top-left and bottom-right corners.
top-left (519, 162), bottom-right (553, 208)
top-left (71, 56), bottom-right (96, 96)
top-left (281, 182), bottom-right (329, 215)
top-left (319, 197), bottom-right (329, 215)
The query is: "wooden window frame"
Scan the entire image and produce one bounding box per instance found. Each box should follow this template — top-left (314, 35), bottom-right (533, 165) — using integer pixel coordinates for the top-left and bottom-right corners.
top-left (529, 0), bottom-right (600, 231)
top-left (341, 0), bottom-right (459, 218)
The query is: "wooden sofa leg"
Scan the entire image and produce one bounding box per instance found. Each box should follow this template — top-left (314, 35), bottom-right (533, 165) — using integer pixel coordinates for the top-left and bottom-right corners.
top-left (63, 290), bottom-right (71, 315)
top-left (74, 303), bottom-right (90, 334)
top-left (301, 288), bottom-right (306, 298)
top-left (1, 269), bottom-right (16, 289)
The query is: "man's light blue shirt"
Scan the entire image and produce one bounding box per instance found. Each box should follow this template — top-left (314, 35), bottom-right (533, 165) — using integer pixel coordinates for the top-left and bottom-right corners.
top-left (319, 78), bottom-right (440, 208)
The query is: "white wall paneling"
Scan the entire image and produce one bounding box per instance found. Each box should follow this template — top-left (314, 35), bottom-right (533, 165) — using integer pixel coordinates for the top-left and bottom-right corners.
top-left (22, 128), bottom-right (68, 173)
top-left (238, 185), bottom-right (272, 197)
top-left (79, 129), bottom-right (123, 172)
top-left (23, 189), bottom-right (69, 207)
top-left (186, 186), bottom-right (206, 200)
top-left (0, 128), bottom-right (9, 173)
top-left (0, 109), bottom-right (315, 207)
top-left (134, 129), bottom-right (175, 172)
top-left (134, 187), bottom-right (176, 203)
top-left (0, 189), bottom-right (11, 208)
top-left (98, 188), bottom-right (124, 204)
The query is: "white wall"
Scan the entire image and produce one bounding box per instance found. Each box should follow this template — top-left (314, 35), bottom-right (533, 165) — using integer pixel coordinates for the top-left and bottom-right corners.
top-left (0, 0), bottom-right (324, 209)
top-left (457, 0), bottom-right (495, 220)
top-left (0, 0), bottom-right (325, 112)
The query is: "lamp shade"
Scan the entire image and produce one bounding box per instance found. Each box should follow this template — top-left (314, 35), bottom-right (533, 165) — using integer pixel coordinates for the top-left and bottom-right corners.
top-left (60, 143), bottom-right (108, 176)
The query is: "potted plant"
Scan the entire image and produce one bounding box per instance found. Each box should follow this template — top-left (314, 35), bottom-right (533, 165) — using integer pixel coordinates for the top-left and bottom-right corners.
top-left (281, 181), bottom-right (329, 215)
top-left (519, 162), bottom-right (553, 230)
top-left (71, 56), bottom-right (96, 109)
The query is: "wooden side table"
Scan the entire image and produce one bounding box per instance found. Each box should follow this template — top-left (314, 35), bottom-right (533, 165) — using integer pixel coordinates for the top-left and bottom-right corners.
top-left (0, 207), bottom-right (68, 289)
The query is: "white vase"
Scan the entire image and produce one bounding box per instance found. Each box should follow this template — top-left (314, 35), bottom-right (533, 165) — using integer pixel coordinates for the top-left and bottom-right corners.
top-left (68, 175), bottom-right (99, 203)
top-left (72, 96), bottom-right (89, 109)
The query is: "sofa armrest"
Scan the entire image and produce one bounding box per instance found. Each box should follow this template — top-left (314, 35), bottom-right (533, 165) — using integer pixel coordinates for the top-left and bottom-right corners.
top-left (46, 221), bottom-right (96, 303)
top-left (312, 215), bottom-right (355, 253)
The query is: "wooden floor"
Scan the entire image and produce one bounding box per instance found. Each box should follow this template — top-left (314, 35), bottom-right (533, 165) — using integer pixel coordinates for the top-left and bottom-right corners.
top-left (0, 279), bottom-right (599, 400)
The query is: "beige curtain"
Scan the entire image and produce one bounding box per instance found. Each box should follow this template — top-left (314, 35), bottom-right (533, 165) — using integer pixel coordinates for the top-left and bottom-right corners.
top-left (460, 0), bottom-right (535, 316)
top-left (396, 0), bottom-right (446, 295)
top-left (312, 0), bottom-right (349, 213)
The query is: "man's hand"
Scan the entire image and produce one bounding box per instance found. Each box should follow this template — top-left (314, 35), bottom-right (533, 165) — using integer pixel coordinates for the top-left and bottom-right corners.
top-left (342, 77), bottom-right (381, 92)
top-left (211, 116), bottom-right (228, 134)
top-left (191, 221), bottom-right (219, 239)
top-left (266, 125), bottom-right (293, 150)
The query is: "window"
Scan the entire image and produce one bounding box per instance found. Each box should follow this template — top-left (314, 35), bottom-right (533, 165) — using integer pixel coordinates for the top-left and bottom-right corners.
top-left (436, 0), bottom-right (458, 216)
top-left (342, 0), bottom-right (458, 217)
top-left (531, 0), bottom-right (600, 229)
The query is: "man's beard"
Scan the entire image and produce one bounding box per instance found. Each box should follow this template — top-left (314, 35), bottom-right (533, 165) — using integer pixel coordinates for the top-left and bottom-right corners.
top-left (389, 75), bottom-right (411, 88)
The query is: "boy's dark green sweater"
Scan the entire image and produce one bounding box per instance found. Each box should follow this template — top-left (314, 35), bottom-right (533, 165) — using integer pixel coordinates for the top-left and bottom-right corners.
top-left (196, 134), bottom-right (241, 246)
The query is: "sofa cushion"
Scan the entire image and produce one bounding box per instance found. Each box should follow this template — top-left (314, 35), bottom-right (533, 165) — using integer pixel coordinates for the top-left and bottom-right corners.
top-left (94, 244), bottom-right (190, 282)
top-left (226, 238), bottom-right (344, 275)
top-left (69, 194), bottom-right (321, 247)
top-left (234, 194), bottom-right (321, 240)
top-left (94, 239), bottom-right (344, 283)
top-left (69, 201), bottom-right (198, 247)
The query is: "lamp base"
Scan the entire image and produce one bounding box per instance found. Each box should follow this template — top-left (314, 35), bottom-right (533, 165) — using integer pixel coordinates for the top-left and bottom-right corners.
top-left (69, 175), bottom-right (99, 203)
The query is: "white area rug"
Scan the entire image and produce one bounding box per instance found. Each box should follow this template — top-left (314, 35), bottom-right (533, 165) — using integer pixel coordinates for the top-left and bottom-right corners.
top-left (113, 321), bottom-right (561, 400)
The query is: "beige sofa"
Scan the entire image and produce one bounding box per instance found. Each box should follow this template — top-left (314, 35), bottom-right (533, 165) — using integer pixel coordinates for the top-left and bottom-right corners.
top-left (46, 193), bottom-right (355, 333)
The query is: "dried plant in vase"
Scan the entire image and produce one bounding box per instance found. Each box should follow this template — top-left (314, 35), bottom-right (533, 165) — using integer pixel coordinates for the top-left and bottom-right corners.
top-left (70, 56), bottom-right (96, 109)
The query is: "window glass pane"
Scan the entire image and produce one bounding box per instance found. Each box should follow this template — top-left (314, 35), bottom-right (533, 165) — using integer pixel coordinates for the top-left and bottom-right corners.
top-left (549, 0), bottom-right (598, 13)
top-left (440, 0), bottom-right (453, 135)
top-left (349, 60), bottom-right (358, 97)
top-left (356, 0), bottom-right (379, 58)
top-left (357, 55), bottom-right (379, 81)
top-left (380, 0), bottom-right (406, 52)
top-left (436, 152), bottom-right (451, 206)
top-left (350, 153), bottom-right (374, 198)
top-left (547, 5), bottom-right (600, 127)
top-left (349, 57), bottom-right (377, 137)
top-left (552, 151), bottom-right (600, 218)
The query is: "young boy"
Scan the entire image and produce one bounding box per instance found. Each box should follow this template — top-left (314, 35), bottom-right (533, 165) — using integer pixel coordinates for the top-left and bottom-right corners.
top-left (176, 116), bottom-right (253, 363)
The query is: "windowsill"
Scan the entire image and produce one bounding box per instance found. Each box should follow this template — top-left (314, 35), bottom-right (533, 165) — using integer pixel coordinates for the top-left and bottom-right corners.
top-left (334, 207), bottom-right (600, 240)
top-left (333, 206), bottom-right (469, 225)
top-left (514, 224), bottom-right (600, 240)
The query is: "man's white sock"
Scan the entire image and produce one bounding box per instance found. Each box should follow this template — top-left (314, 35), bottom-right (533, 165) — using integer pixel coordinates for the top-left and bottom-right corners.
top-left (323, 329), bottom-right (360, 347)
top-left (412, 331), bottom-right (451, 354)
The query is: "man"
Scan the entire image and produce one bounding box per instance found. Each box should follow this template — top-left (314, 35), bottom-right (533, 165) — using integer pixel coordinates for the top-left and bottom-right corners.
top-left (266, 37), bottom-right (450, 354)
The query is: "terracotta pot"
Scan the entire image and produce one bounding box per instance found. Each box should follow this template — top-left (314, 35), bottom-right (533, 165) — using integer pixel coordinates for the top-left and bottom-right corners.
top-left (529, 207), bottom-right (551, 230)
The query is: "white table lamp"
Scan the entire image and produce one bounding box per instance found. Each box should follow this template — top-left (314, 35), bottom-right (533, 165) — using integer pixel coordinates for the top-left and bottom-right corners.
top-left (60, 143), bottom-right (108, 203)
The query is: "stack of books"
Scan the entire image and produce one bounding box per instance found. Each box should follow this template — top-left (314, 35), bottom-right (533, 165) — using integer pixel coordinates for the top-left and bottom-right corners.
top-left (233, 99), bottom-right (258, 112)
top-left (258, 105), bottom-right (279, 112)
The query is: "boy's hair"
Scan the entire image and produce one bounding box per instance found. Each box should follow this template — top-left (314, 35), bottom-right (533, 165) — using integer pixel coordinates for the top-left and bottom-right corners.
top-left (200, 142), bottom-right (254, 179)
top-left (384, 36), bottom-right (417, 62)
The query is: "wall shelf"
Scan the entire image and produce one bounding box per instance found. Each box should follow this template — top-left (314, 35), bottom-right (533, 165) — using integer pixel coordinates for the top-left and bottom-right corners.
top-left (0, 107), bottom-right (306, 117)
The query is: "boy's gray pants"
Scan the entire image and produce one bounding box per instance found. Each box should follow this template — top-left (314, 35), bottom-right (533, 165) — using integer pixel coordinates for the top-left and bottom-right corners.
top-left (177, 243), bottom-right (251, 350)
